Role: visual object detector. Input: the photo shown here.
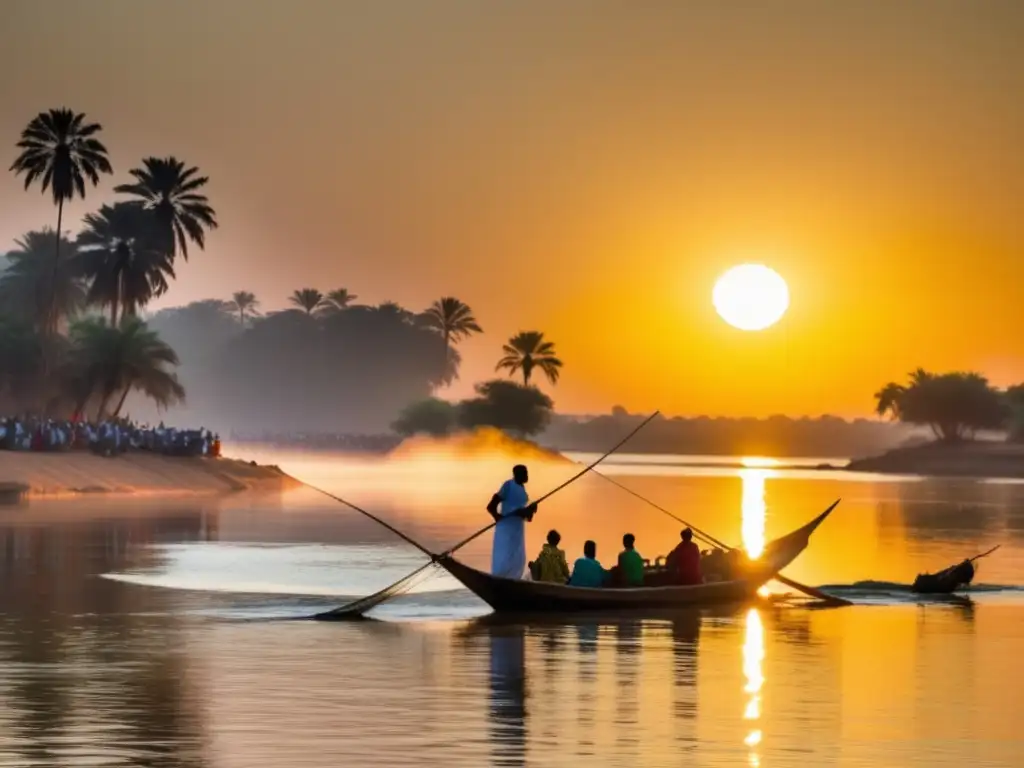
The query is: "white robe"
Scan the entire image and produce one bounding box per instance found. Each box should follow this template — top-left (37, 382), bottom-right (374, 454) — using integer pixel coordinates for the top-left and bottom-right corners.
top-left (491, 479), bottom-right (528, 579)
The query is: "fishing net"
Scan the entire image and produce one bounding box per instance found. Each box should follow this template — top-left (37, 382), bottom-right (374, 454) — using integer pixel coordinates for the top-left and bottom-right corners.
top-left (314, 561), bottom-right (439, 620)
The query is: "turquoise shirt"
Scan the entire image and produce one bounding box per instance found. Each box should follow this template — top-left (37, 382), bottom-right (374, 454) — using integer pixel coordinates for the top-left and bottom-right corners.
top-left (569, 556), bottom-right (607, 588)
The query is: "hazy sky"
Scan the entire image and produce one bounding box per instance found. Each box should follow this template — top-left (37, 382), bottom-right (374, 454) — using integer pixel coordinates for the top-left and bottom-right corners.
top-left (2, 1), bottom-right (1023, 417)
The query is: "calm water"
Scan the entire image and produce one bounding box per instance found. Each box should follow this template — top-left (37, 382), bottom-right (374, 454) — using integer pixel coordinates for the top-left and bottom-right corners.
top-left (1, 447), bottom-right (1023, 767)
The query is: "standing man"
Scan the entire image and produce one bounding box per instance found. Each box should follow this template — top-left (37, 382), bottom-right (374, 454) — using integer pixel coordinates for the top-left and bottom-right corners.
top-left (486, 464), bottom-right (539, 579)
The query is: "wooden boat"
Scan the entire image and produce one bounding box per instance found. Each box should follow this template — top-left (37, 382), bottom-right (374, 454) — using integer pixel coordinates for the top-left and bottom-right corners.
top-left (435, 500), bottom-right (838, 613)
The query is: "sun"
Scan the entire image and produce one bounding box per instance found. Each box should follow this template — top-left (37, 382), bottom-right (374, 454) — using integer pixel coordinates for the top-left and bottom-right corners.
top-left (712, 264), bottom-right (790, 331)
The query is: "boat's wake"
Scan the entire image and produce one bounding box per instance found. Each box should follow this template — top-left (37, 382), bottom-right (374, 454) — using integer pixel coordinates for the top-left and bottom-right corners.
top-left (99, 541), bottom-right (470, 598)
top-left (100, 570), bottom-right (466, 598)
top-left (810, 581), bottom-right (1024, 604)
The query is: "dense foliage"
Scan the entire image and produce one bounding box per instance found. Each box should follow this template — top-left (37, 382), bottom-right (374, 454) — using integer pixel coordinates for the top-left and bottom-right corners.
top-left (392, 380), bottom-right (554, 438)
top-left (4, 106), bottom-right (214, 414)
top-left (875, 369), bottom-right (1010, 442)
top-left (6, 105), bottom-right (562, 434)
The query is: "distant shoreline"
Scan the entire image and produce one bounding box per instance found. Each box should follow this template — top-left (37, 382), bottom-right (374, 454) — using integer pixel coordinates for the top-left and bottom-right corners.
top-left (845, 440), bottom-right (1024, 480)
top-left (0, 452), bottom-right (300, 501)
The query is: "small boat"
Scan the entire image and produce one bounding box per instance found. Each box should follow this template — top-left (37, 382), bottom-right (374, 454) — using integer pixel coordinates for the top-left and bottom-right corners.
top-left (435, 500), bottom-right (838, 614)
top-left (910, 545), bottom-right (1000, 595)
top-left (911, 560), bottom-right (976, 594)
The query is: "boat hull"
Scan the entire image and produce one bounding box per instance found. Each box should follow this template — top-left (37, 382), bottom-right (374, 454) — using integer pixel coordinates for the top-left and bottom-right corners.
top-left (437, 500), bottom-right (838, 614)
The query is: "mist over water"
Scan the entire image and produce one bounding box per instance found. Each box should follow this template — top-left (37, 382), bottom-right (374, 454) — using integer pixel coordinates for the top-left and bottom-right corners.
top-left (1, 450), bottom-right (1023, 766)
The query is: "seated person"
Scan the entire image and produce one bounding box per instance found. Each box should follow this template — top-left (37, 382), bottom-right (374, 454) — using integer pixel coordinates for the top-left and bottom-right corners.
top-left (616, 533), bottom-right (645, 587)
top-left (569, 540), bottom-right (608, 588)
top-left (665, 528), bottom-right (703, 585)
top-left (532, 529), bottom-right (571, 583)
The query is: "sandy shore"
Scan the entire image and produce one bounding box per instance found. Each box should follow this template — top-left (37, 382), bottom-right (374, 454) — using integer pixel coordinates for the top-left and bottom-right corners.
top-left (845, 440), bottom-right (1024, 479)
top-left (0, 451), bottom-right (301, 499)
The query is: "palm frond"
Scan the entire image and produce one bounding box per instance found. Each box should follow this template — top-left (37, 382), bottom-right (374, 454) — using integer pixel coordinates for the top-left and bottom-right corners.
top-left (114, 155), bottom-right (217, 262)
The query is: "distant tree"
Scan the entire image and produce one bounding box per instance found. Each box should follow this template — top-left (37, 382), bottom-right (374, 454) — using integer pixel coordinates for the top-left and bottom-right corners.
top-left (215, 300), bottom-right (452, 432)
top-left (147, 299), bottom-right (237, 346)
top-left (375, 301), bottom-right (416, 322)
top-left (0, 230), bottom-right (87, 331)
top-left (9, 108), bottom-right (112, 336)
top-left (422, 297), bottom-right (482, 382)
top-left (65, 316), bottom-right (185, 420)
top-left (496, 331), bottom-right (562, 387)
top-left (289, 288), bottom-right (325, 315)
top-left (230, 291), bottom-right (260, 326)
top-left (114, 156), bottom-right (217, 262)
top-left (77, 202), bottom-right (174, 325)
top-left (611, 404), bottom-right (629, 417)
top-left (874, 369), bottom-right (1007, 442)
top-left (458, 379), bottom-right (554, 437)
top-left (322, 288), bottom-right (358, 313)
top-left (873, 381), bottom-right (906, 422)
top-left (392, 397), bottom-right (458, 437)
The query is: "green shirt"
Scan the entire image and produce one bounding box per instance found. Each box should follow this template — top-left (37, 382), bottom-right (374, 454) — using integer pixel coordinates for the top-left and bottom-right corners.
top-left (618, 548), bottom-right (645, 586)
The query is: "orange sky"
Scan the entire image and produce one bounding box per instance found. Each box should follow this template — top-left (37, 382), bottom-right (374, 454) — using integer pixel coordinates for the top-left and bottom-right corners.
top-left (2, 1), bottom-right (1023, 418)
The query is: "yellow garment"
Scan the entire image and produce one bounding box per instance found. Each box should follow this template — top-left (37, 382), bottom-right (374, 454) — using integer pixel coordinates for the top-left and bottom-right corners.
top-left (534, 543), bottom-right (571, 583)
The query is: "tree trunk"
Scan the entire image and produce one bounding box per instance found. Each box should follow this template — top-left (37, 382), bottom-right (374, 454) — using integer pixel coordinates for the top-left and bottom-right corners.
top-left (443, 330), bottom-right (451, 384)
top-left (113, 385), bottom-right (132, 418)
top-left (42, 199), bottom-right (65, 380)
top-left (96, 382), bottom-right (118, 422)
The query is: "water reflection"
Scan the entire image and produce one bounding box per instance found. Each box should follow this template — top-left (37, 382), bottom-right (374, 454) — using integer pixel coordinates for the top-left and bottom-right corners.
top-left (739, 463), bottom-right (774, 558)
top-left (0, 456), bottom-right (1021, 767)
top-left (743, 608), bottom-right (765, 765)
top-left (0, 509), bottom-right (211, 767)
top-left (488, 626), bottom-right (527, 768)
top-left (671, 612), bottom-right (701, 752)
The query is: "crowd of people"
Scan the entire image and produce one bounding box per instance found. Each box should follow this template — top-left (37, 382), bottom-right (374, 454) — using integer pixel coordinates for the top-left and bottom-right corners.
top-left (0, 416), bottom-right (222, 459)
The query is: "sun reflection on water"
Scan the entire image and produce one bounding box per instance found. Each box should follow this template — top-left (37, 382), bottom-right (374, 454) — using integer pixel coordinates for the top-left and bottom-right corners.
top-left (739, 464), bottom-right (770, 559)
top-left (743, 608), bottom-right (765, 766)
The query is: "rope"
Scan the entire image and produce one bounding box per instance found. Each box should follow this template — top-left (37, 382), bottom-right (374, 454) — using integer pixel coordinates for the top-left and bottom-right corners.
top-left (313, 411), bottom-right (661, 618)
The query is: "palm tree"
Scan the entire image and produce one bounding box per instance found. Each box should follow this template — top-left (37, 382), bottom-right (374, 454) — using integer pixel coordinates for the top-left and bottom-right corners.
top-left (290, 288), bottom-right (325, 315)
top-left (322, 288), bottom-right (358, 313)
top-left (77, 202), bottom-right (174, 326)
top-left (422, 297), bottom-right (482, 381)
top-left (375, 301), bottom-right (414, 322)
top-left (496, 331), bottom-right (563, 386)
top-left (114, 156), bottom-right (217, 261)
top-left (0, 230), bottom-right (87, 331)
top-left (874, 382), bottom-right (906, 420)
top-left (9, 108), bottom-right (113, 335)
top-left (231, 291), bottom-right (259, 326)
top-left (66, 316), bottom-right (185, 420)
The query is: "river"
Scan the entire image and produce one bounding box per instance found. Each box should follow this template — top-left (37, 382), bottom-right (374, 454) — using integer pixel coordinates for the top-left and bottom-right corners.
top-left (0, 448), bottom-right (1021, 767)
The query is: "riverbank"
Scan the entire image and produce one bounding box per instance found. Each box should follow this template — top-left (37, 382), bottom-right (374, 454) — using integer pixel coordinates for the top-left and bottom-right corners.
top-left (845, 440), bottom-right (1024, 479)
top-left (0, 451), bottom-right (301, 499)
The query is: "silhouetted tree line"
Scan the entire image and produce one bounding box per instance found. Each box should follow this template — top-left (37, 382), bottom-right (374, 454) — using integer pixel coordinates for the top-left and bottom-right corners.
top-left (142, 296), bottom-right (563, 434)
top-left (2, 107), bottom-right (215, 418)
top-left (541, 410), bottom-right (917, 458)
top-left (876, 369), bottom-right (1024, 443)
